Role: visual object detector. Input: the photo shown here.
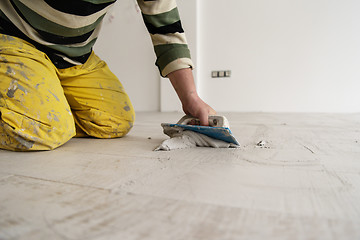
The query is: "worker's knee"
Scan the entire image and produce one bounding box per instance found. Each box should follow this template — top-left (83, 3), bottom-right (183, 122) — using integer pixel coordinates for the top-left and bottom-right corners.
top-left (0, 109), bottom-right (76, 151)
top-left (74, 108), bottom-right (135, 139)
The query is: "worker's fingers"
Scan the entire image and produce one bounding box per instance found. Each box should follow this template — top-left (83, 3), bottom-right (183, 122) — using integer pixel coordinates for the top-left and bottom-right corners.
top-left (181, 95), bottom-right (216, 126)
top-left (198, 111), bottom-right (209, 126)
top-left (198, 106), bottom-right (216, 126)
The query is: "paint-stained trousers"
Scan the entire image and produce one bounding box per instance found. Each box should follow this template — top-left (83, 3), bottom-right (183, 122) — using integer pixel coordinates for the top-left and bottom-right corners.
top-left (0, 34), bottom-right (135, 151)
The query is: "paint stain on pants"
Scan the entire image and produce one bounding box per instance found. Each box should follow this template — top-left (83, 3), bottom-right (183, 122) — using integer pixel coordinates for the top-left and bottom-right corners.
top-left (0, 34), bottom-right (135, 151)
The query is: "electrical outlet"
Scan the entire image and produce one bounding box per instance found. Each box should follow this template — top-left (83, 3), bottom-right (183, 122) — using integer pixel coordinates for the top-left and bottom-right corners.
top-left (211, 70), bottom-right (231, 78)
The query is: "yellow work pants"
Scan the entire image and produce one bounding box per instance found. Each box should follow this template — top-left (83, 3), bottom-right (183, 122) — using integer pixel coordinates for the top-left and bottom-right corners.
top-left (0, 34), bottom-right (135, 151)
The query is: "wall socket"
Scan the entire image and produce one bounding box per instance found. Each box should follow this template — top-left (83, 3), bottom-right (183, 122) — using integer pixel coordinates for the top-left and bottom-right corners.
top-left (211, 70), bottom-right (231, 78)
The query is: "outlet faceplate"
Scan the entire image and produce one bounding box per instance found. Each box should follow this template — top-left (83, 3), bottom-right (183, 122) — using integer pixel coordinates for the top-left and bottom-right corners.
top-left (211, 70), bottom-right (231, 78)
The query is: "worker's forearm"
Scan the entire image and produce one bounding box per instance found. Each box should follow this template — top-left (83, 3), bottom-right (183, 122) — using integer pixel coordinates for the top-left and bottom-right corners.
top-left (168, 68), bottom-right (216, 125)
top-left (168, 68), bottom-right (199, 106)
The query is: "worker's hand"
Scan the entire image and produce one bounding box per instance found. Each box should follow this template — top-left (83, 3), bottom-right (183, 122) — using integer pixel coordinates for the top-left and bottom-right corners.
top-left (181, 93), bottom-right (216, 126)
top-left (168, 68), bottom-right (216, 126)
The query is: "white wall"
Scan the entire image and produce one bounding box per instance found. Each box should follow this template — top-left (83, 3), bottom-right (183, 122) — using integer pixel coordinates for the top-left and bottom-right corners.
top-left (94, 0), bottom-right (159, 112)
top-left (199, 0), bottom-right (360, 112)
top-left (95, 0), bottom-right (360, 113)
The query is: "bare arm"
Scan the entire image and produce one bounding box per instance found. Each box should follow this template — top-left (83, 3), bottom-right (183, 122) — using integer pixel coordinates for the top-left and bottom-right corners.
top-left (168, 68), bottom-right (216, 126)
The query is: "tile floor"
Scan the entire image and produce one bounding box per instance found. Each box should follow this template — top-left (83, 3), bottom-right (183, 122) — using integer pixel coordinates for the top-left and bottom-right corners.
top-left (0, 112), bottom-right (359, 240)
